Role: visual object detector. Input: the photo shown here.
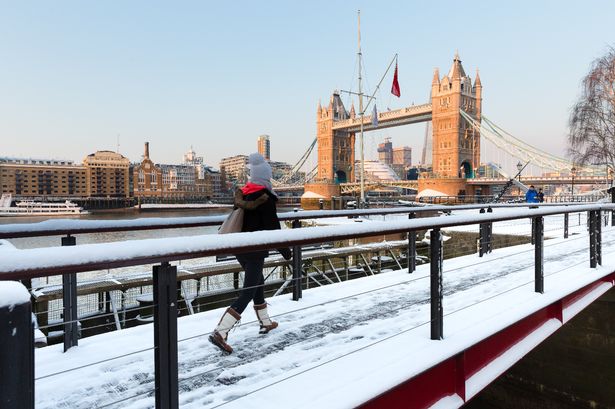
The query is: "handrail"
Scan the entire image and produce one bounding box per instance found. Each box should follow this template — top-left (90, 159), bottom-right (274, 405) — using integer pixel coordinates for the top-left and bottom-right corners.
top-left (1, 203), bottom-right (613, 280)
top-left (0, 202), bottom-right (599, 239)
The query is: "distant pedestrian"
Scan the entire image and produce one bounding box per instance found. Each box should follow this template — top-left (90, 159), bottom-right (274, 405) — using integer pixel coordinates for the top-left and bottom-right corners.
top-left (525, 185), bottom-right (538, 203)
top-left (537, 188), bottom-right (545, 203)
top-left (209, 153), bottom-right (291, 354)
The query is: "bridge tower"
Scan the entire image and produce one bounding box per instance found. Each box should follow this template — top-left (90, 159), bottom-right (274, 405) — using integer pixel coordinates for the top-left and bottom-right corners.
top-left (431, 53), bottom-right (482, 179)
top-left (304, 92), bottom-right (355, 203)
top-left (316, 92), bottom-right (355, 184)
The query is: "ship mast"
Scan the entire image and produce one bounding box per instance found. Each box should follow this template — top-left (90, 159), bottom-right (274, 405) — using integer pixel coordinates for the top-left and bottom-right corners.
top-left (358, 10), bottom-right (366, 206)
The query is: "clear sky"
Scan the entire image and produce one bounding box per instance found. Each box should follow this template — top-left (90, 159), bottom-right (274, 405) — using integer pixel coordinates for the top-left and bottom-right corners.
top-left (1, 1), bottom-right (614, 168)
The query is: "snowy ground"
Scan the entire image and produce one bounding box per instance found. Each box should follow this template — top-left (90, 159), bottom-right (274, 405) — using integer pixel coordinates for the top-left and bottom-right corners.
top-left (34, 222), bottom-right (615, 409)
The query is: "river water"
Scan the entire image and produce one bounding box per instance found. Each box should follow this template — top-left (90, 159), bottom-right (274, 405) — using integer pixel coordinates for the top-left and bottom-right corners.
top-left (0, 208), bottom-right (233, 249)
top-left (1, 207), bottom-right (297, 295)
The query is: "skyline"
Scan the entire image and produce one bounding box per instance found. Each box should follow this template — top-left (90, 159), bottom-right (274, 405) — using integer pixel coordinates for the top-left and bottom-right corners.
top-left (1, 1), bottom-right (615, 168)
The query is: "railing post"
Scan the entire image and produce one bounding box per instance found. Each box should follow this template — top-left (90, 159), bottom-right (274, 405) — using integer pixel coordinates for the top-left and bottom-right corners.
top-left (596, 210), bottom-right (602, 266)
top-left (430, 228), bottom-right (443, 340)
top-left (534, 216), bottom-right (544, 293)
top-left (153, 262), bottom-right (179, 409)
top-left (61, 234), bottom-right (78, 352)
top-left (233, 272), bottom-right (240, 290)
top-left (407, 212), bottom-right (416, 273)
top-left (0, 282), bottom-right (34, 409)
top-left (589, 211), bottom-right (597, 268)
top-left (292, 218), bottom-right (302, 301)
top-left (479, 208), bottom-right (486, 257)
top-left (564, 212), bottom-right (569, 239)
top-left (611, 188), bottom-right (615, 226)
top-left (530, 217), bottom-right (535, 245)
top-left (487, 207), bottom-right (493, 253)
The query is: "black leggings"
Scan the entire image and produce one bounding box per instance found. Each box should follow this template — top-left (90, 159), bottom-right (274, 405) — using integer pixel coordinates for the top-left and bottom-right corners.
top-left (230, 255), bottom-right (266, 314)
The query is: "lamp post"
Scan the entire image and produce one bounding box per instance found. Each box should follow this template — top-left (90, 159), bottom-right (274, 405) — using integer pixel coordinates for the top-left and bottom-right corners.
top-left (571, 166), bottom-right (577, 200)
top-left (516, 161), bottom-right (523, 197)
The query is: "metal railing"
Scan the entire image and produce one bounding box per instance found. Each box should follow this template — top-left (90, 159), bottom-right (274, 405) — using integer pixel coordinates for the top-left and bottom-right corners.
top-left (0, 202), bottom-right (602, 239)
top-left (1, 202), bottom-right (614, 408)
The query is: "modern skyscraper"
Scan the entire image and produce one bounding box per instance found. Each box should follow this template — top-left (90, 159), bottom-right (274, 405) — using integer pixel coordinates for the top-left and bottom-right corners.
top-left (257, 135), bottom-right (270, 160)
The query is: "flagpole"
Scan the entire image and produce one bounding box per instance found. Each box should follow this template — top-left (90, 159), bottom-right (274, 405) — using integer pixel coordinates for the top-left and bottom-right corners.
top-left (357, 9), bottom-right (366, 207)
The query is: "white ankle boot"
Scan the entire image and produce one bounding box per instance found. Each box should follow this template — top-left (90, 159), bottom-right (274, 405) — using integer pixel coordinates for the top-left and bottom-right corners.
top-left (209, 307), bottom-right (241, 354)
top-left (254, 303), bottom-right (278, 334)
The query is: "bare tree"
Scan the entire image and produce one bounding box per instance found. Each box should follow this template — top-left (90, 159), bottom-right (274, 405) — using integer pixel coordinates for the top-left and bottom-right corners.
top-left (568, 47), bottom-right (615, 171)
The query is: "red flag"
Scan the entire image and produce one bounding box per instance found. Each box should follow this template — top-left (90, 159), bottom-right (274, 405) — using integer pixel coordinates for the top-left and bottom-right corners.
top-left (391, 62), bottom-right (400, 97)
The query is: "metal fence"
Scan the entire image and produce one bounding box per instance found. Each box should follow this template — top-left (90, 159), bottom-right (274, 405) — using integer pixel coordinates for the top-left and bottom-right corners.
top-left (1, 202), bottom-right (614, 408)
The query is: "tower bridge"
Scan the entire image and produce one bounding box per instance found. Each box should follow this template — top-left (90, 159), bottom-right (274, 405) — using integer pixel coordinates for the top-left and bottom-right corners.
top-left (273, 54), bottom-right (605, 208)
top-left (304, 53), bottom-right (483, 204)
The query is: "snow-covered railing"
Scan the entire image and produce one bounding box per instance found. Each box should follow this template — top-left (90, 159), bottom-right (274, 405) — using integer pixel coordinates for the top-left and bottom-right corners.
top-left (1, 203), bottom-right (614, 409)
top-left (0, 204), bottom-right (612, 279)
top-left (0, 202), bottom-right (600, 239)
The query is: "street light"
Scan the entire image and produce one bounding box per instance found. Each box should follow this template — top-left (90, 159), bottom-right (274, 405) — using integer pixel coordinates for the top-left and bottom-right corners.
top-left (516, 161), bottom-right (523, 197)
top-left (571, 166), bottom-right (577, 200)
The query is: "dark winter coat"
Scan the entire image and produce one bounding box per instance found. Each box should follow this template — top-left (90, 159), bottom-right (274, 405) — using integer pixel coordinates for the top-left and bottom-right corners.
top-left (234, 188), bottom-right (291, 260)
top-left (537, 192), bottom-right (544, 203)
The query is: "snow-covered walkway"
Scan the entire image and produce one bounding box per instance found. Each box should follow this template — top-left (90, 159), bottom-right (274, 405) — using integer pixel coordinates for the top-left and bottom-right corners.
top-left (35, 224), bottom-right (615, 409)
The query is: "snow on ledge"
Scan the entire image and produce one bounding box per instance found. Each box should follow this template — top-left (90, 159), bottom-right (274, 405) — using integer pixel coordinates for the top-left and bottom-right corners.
top-left (301, 191), bottom-right (326, 199)
top-left (0, 281), bottom-right (30, 308)
top-left (417, 188), bottom-right (447, 198)
top-left (429, 394), bottom-right (465, 409)
top-left (465, 318), bottom-right (560, 400)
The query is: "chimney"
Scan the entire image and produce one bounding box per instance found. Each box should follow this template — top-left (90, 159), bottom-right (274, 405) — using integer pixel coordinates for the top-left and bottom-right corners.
top-left (144, 142), bottom-right (150, 159)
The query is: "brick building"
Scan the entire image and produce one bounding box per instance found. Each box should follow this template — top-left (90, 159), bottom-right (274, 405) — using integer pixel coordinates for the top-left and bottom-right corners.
top-left (0, 157), bottom-right (87, 198)
top-left (82, 151), bottom-right (131, 197)
top-left (133, 142), bottom-right (163, 198)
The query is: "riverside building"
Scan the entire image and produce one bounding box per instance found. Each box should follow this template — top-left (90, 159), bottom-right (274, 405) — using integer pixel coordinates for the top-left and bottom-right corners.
top-left (0, 157), bottom-right (87, 198)
top-left (82, 151), bottom-right (131, 198)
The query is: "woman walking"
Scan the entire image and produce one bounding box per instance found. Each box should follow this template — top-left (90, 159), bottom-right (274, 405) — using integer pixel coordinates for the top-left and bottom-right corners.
top-left (209, 153), bottom-right (291, 354)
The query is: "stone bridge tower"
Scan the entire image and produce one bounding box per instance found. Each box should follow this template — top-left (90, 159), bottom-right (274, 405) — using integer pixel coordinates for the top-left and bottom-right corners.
top-left (431, 53), bottom-right (482, 179)
top-left (316, 92), bottom-right (355, 184)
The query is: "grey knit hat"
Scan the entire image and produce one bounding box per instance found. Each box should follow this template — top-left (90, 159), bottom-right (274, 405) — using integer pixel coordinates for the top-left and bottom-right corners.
top-left (248, 153), bottom-right (275, 194)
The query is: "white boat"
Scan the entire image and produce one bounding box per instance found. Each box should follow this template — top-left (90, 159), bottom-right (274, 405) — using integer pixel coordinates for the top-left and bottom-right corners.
top-left (0, 194), bottom-right (88, 216)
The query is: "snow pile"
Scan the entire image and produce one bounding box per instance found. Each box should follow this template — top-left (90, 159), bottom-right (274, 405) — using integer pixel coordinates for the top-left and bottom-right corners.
top-left (0, 281), bottom-right (30, 308)
top-left (0, 239), bottom-right (16, 251)
top-left (417, 188), bottom-right (447, 198)
top-left (301, 191), bottom-right (325, 199)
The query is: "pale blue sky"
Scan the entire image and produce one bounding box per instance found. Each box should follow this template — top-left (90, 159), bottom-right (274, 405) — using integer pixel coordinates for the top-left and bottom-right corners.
top-left (1, 1), bottom-right (614, 168)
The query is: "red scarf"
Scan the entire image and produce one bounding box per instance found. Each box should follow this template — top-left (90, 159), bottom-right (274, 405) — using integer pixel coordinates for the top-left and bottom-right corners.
top-left (241, 182), bottom-right (267, 195)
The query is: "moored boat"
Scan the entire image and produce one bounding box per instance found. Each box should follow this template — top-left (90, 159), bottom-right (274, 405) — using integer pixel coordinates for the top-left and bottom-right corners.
top-left (0, 194), bottom-right (88, 216)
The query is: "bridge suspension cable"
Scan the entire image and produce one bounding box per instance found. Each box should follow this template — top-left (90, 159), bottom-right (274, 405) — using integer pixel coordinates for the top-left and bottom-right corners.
top-left (271, 138), bottom-right (317, 187)
top-left (460, 110), bottom-right (600, 173)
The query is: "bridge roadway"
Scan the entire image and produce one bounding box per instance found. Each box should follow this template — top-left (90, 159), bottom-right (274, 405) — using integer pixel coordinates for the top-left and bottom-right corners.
top-left (33, 213), bottom-right (615, 409)
top-left (340, 179), bottom-right (419, 194)
top-left (332, 103), bottom-right (432, 133)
